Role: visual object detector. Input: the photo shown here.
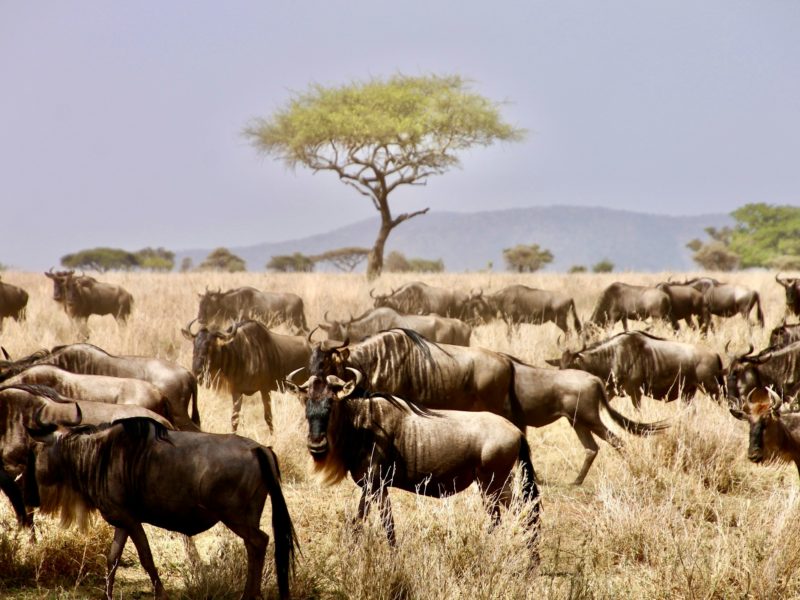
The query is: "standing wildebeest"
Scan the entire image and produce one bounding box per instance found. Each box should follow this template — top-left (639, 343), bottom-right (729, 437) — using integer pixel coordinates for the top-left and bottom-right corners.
top-left (198, 286), bottom-right (308, 333)
top-left (45, 269), bottom-right (133, 336)
top-left (370, 281), bottom-right (477, 320)
top-left (682, 277), bottom-right (764, 326)
top-left (0, 276), bottom-right (28, 332)
top-left (319, 307), bottom-right (472, 346)
top-left (183, 319), bottom-right (311, 432)
top-left (0, 344), bottom-right (199, 431)
top-left (769, 321), bottom-right (800, 349)
top-left (465, 285), bottom-right (582, 334)
top-left (726, 341), bottom-right (800, 406)
top-left (655, 282), bottom-right (710, 332)
top-left (547, 331), bottom-right (724, 409)
top-left (295, 371), bottom-right (540, 551)
top-left (729, 387), bottom-right (800, 477)
top-left (28, 417), bottom-right (297, 599)
top-left (590, 282), bottom-right (671, 331)
top-left (776, 274), bottom-right (800, 317)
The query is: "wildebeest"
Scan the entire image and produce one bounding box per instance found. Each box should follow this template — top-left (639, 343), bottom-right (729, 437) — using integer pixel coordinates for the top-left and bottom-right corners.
top-left (0, 344), bottom-right (200, 431)
top-left (465, 285), bottom-right (582, 334)
top-left (319, 307), bottom-right (472, 346)
top-left (589, 282), bottom-right (671, 331)
top-left (198, 286), bottom-right (308, 333)
top-left (726, 341), bottom-right (800, 406)
top-left (547, 331), bottom-right (724, 409)
top-left (682, 277), bottom-right (764, 326)
top-left (0, 276), bottom-right (28, 332)
top-left (769, 320), bottom-right (800, 349)
top-left (655, 282), bottom-right (710, 332)
top-left (729, 387), bottom-right (800, 476)
top-left (295, 371), bottom-right (540, 551)
top-left (183, 319), bottom-right (311, 432)
top-left (28, 417), bottom-right (296, 599)
top-left (370, 281), bottom-right (476, 320)
top-left (775, 274), bottom-right (800, 317)
top-left (45, 269), bottom-right (134, 336)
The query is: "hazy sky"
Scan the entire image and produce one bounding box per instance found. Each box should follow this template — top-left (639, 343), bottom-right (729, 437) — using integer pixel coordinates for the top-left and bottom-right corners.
top-left (2, 1), bottom-right (799, 269)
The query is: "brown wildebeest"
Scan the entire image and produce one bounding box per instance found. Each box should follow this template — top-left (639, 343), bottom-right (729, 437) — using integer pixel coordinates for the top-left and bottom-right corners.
top-left (293, 370), bottom-right (540, 553)
top-left (769, 320), bottom-right (800, 349)
top-left (197, 286), bottom-right (308, 333)
top-left (183, 319), bottom-right (311, 432)
top-left (655, 282), bottom-right (710, 332)
top-left (464, 285), bottom-right (582, 334)
top-left (319, 307), bottom-right (471, 346)
top-left (0, 276), bottom-right (28, 332)
top-left (682, 277), bottom-right (764, 326)
top-left (775, 274), bottom-right (800, 317)
top-left (28, 416), bottom-right (297, 599)
top-left (370, 281), bottom-right (479, 320)
top-left (590, 282), bottom-right (671, 331)
top-left (725, 341), bottom-right (800, 406)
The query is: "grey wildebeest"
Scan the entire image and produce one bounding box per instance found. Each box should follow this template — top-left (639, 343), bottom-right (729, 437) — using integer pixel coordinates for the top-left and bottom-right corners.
top-left (769, 321), bottom-right (800, 349)
top-left (547, 331), bottom-right (724, 409)
top-left (655, 282), bottom-right (710, 332)
top-left (45, 269), bottom-right (133, 337)
top-left (683, 277), bottom-right (764, 326)
top-left (726, 341), bottom-right (800, 406)
top-left (590, 282), bottom-right (671, 331)
top-left (295, 370), bottom-right (540, 551)
top-left (183, 319), bottom-right (311, 432)
top-left (27, 417), bottom-right (297, 599)
top-left (775, 274), bottom-right (800, 317)
top-left (465, 285), bottom-right (582, 334)
top-left (0, 276), bottom-right (28, 332)
top-left (198, 286), bottom-right (308, 333)
top-left (319, 307), bottom-right (472, 346)
top-left (370, 281), bottom-right (476, 319)
top-left (0, 344), bottom-right (199, 431)
top-left (729, 387), bottom-right (800, 477)
top-left (0, 384), bottom-right (170, 533)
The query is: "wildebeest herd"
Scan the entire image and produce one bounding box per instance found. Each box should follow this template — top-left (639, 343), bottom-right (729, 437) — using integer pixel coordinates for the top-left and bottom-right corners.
top-left (2, 270), bottom-right (800, 598)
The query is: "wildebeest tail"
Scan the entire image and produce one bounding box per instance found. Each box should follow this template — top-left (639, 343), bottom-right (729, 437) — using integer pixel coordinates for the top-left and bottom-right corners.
top-left (189, 376), bottom-right (200, 427)
top-left (517, 435), bottom-right (541, 556)
top-left (569, 299), bottom-right (582, 334)
top-left (754, 293), bottom-right (764, 327)
top-left (507, 360), bottom-right (526, 431)
top-left (255, 446), bottom-right (297, 599)
top-left (598, 382), bottom-right (670, 435)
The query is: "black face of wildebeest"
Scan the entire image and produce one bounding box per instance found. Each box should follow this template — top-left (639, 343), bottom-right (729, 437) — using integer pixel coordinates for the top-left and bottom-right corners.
top-left (44, 270), bottom-right (73, 302)
top-left (726, 362), bottom-right (762, 406)
top-left (305, 391), bottom-right (334, 459)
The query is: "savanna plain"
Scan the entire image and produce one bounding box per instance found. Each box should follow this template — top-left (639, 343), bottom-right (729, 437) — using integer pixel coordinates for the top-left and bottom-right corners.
top-left (1, 270), bottom-right (799, 600)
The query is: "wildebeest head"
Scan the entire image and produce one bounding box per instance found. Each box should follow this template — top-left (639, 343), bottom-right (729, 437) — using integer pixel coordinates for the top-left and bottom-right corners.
top-left (181, 319), bottom-right (239, 384)
top-left (725, 343), bottom-right (762, 405)
top-left (317, 311), bottom-right (354, 341)
top-left (729, 387), bottom-right (784, 464)
top-left (369, 287), bottom-right (395, 309)
top-left (44, 269), bottom-right (74, 302)
top-left (301, 370), bottom-right (361, 459)
top-left (769, 320), bottom-right (800, 348)
top-left (461, 289), bottom-right (493, 324)
top-left (776, 274), bottom-right (800, 313)
top-left (197, 288), bottom-right (225, 324)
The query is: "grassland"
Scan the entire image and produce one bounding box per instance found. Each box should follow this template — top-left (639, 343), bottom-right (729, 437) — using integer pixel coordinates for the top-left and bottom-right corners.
top-left (1, 270), bottom-right (799, 599)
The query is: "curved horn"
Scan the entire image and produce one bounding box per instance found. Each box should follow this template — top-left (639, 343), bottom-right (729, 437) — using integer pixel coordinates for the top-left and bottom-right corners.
top-left (286, 367), bottom-right (308, 385)
top-left (346, 367), bottom-right (364, 387)
top-left (369, 288), bottom-right (377, 299)
top-left (307, 326), bottom-right (319, 344)
top-left (181, 318), bottom-right (200, 339)
top-left (324, 310), bottom-right (334, 324)
top-left (219, 321), bottom-right (241, 341)
top-left (299, 375), bottom-right (317, 391)
top-left (326, 375), bottom-right (347, 387)
top-left (776, 273), bottom-right (790, 288)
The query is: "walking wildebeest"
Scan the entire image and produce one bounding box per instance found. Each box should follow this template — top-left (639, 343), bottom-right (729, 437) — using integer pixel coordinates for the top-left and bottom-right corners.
top-left (729, 387), bottom-right (800, 477)
top-left (769, 321), bottom-right (800, 349)
top-left (183, 319), bottom-right (311, 432)
top-left (590, 282), bottom-right (671, 331)
top-left (45, 269), bottom-right (133, 337)
top-left (776, 274), bottom-right (800, 317)
top-left (319, 307), bottom-right (472, 346)
top-left (0, 276), bottom-right (28, 332)
top-left (294, 370), bottom-right (540, 552)
top-left (682, 277), bottom-right (764, 327)
top-left (547, 331), bottom-right (724, 409)
top-left (726, 341), bottom-right (800, 406)
top-left (465, 285), bottom-right (582, 334)
top-left (655, 282), bottom-right (710, 332)
top-left (0, 344), bottom-right (200, 431)
top-left (27, 416), bottom-right (297, 599)
top-left (198, 286), bottom-right (308, 333)
top-left (370, 282), bottom-right (478, 320)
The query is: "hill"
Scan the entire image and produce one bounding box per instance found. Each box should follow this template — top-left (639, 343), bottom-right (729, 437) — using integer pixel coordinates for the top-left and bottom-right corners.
top-left (176, 205), bottom-right (732, 272)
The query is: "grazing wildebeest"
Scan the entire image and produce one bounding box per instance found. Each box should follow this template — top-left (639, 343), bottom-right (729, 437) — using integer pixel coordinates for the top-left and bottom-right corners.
top-left (682, 277), bottom-right (764, 326)
top-left (45, 269), bottom-right (133, 337)
top-left (655, 282), bottom-right (710, 332)
top-left (0, 344), bottom-right (199, 431)
top-left (775, 274), bottom-right (800, 317)
top-left (295, 371), bottom-right (540, 551)
top-left (589, 282), bottom-right (671, 331)
top-left (370, 281), bottom-right (477, 320)
top-left (183, 319), bottom-right (311, 432)
top-left (769, 321), bottom-right (800, 349)
top-left (729, 387), bottom-right (800, 476)
top-left (198, 286), bottom-right (308, 333)
top-left (547, 331), bottom-right (724, 409)
top-left (0, 276), bottom-right (28, 332)
top-left (319, 307), bottom-right (472, 346)
top-left (465, 285), bottom-right (582, 334)
top-left (28, 417), bottom-right (297, 599)
top-left (726, 341), bottom-right (800, 406)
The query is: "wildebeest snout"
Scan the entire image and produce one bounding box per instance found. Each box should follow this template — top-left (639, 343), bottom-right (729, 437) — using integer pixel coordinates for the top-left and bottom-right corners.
top-left (307, 434), bottom-right (328, 458)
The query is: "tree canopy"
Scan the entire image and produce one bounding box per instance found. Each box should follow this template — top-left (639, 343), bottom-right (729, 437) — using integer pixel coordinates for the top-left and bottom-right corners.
top-left (197, 247), bottom-right (246, 272)
top-left (313, 247), bottom-right (370, 272)
top-left (61, 247), bottom-right (139, 272)
top-left (503, 244), bottom-right (553, 273)
top-left (384, 251), bottom-right (445, 273)
top-left (266, 253), bottom-right (315, 273)
top-left (728, 203), bottom-right (800, 268)
top-left (244, 74), bottom-right (523, 279)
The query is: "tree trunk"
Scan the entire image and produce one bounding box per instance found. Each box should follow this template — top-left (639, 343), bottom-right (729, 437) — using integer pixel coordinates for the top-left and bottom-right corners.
top-left (366, 220), bottom-right (393, 281)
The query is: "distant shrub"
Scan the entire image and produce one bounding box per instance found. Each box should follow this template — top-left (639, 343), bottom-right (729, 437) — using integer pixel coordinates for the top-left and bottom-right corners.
top-left (592, 259), bottom-right (614, 273)
top-left (569, 265), bottom-right (587, 273)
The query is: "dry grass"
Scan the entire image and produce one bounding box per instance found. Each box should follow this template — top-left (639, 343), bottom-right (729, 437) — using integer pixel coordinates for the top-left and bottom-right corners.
top-left (1, 270), bottom-right (798, 599)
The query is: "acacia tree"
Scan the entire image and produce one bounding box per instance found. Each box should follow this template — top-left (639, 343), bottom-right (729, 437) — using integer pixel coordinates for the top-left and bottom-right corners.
top-left (313, 247), bottom-right (370, 272)
top-left (503, 244), bottom-right (553, 273)
top-left (244, 75), bottom-right (523, 279)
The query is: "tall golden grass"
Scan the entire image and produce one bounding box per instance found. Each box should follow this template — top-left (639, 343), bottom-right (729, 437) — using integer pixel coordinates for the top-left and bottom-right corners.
top-left (0, 270), bottom-right (798, 599)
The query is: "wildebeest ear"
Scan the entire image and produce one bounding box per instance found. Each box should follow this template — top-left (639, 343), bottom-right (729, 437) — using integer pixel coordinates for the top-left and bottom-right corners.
top-left (1, 347), bottom-right (9, 360)
top-left (544, 359), bottom-right (561, 367)
top-left (337, 379), bottom-right (357, 400)
top-left (729, 408), bottom-right (747, 421)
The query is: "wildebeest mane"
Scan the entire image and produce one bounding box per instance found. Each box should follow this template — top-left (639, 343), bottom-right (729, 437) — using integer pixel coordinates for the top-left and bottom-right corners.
top-left (0, 382), bottom-right (74, 403)
top-left (347, 389), bottom-right (437, 418)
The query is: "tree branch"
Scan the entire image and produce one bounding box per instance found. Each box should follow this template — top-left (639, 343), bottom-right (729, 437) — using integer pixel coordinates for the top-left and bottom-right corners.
top-left (391, 207), bottom-right (430, 228)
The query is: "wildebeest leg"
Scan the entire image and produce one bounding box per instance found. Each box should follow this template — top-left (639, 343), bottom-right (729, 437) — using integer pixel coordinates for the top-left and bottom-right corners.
top-left (126, 521), bottom-right (167, 599)
top-left (76, 317), bottom-right (90, 341)
top-left (223, 520), bottom-right (268, 600)
top-left (621, 315), bottom-right (629, 332)
top-left (0, 467), bottom-right (32, 531)
top-left (375, 487), bottom-right (397, 547)
top-left (106, 527), bottom-right (129, 600)
top-left (231, 392), bottom-right (244, 432)
top-left (182, 534), bottom-right (202, 567)
top-left (571, 424), bottom-right (600, 485)
top-left (259, 388), bottom-right (274, 434)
